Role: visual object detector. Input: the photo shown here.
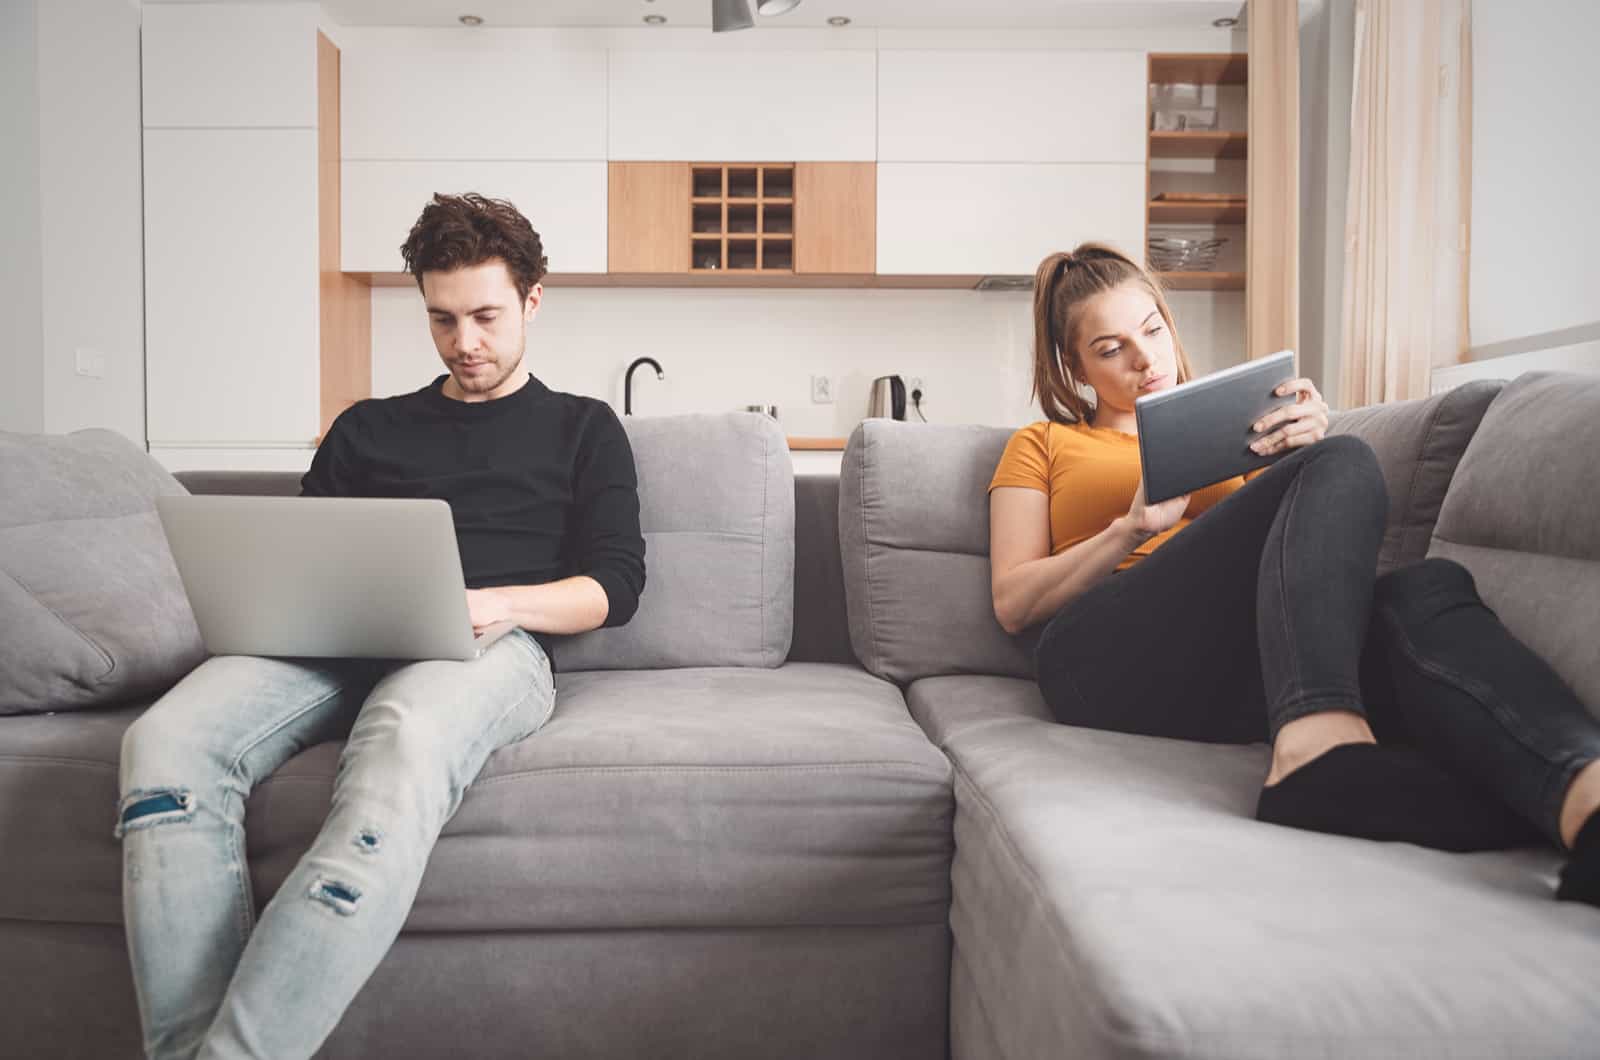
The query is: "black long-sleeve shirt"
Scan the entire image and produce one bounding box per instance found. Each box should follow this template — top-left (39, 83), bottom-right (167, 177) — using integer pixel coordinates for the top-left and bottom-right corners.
top-left (300, 374), bottom-right (645, 649)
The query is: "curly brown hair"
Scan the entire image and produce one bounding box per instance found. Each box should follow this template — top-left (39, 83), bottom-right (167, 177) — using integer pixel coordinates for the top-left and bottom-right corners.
top-left (398, 193), bottom-right (549, 302)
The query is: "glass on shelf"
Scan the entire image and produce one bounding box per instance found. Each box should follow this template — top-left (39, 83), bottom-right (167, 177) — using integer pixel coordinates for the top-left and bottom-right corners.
top-left (692, 167), bottom-right (723, 199)
top-left (762, 203), bottom-right (793, 234)
top-left (762, 240), bottom-right (793, 271)
top-left (727, 239), bottom-right (758, 270)
top-left (762, 168), bottom-right (794, 199)
top-left (728, 204), bottom-right (758, 234)
top-left (692, 238), bottom-right (722, 271)
top-left (728, 168), bottom-right (758, 199)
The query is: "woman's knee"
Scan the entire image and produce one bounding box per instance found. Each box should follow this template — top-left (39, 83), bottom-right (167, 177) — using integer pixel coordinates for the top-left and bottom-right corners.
top-left (1373, 557), bottom-right (1480, 629)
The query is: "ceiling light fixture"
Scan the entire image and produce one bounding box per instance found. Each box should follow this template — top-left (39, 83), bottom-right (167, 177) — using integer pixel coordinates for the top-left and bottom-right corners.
top-left (643, 13), bottom-right (667, 24)
top-left (712, 0), bottom-right (803, 33)
top-left (458, 14), bottom-right (483, 26)
top-left (827, 15), bottom-right (851, 27)
top-left (712, 0), bottom-right (754, 33)
top-left (1212, 16), bottom-right (1238, 28)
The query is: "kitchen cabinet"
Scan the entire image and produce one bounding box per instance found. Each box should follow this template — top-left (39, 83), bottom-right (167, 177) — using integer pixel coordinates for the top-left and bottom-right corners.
top-left (342, 161), bottom-right (609, 274)
top-left (606, 161), bottom-right (873, 278)
top-left (876, 163), bottom-right (1144, 276)
top-left (144, 128), bottom-right (320, 446)
top-left (878, 50), bottom-right (1146, 164)
top-left (141, 3), bottom-right (318, 129)
top-left (607, 51), bottom-right (876, 162)
top-left (339, 29), bottom-right (606, 162)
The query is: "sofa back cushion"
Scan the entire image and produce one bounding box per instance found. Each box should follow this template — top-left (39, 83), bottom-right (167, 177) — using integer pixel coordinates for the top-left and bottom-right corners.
top-left (1426, 372), bottom-right (1600, 717)
top-left (553, 412), bottom-right (795, 671)
top-left (0, 429), bottom-right (205, 714)
top-left (1328, 379), bottom-right (1503, 575)
top-left (839, 421), bottom-right (1033, 684)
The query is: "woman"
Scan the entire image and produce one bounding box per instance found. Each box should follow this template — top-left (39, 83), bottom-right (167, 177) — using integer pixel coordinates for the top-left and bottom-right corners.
top-left (988, 242), bottom-right (1599, 906)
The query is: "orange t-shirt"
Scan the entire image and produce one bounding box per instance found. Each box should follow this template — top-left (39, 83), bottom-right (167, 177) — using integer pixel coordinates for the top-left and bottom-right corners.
top-left (988, 420), bottom-right (1249, 572)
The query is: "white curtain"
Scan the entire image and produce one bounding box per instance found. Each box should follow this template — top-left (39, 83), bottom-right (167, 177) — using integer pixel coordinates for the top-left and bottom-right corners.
top-left (1339, 0), bottom-right (1472, 406)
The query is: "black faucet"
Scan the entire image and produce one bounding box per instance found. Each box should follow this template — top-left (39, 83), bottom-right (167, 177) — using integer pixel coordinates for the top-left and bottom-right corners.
top-left (624, 357), bottom-right (664, 415)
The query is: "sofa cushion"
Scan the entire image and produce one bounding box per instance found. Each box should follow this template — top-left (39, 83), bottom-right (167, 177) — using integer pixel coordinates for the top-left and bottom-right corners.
top-left (1328, 379), bottom-right (1503, 575)
top-left (0, 429), bottom-right (204, 715)
top-left (913, 677), bottom-right (1600, 1059)
top-left (1426, 371), bottom-right (1600, 717)
top-left (553, 412), bottom-right (795, 671)
top-left (839, 421), bottom-right (1033, 685)
top-left (0, 664), bottom-right (953, 932)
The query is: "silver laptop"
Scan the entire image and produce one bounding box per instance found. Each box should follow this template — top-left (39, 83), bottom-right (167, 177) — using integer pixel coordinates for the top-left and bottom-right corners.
top-left (156, 495), bottom-right (517, 661)
top-left (1134, 349), bottom-right (1299, 503)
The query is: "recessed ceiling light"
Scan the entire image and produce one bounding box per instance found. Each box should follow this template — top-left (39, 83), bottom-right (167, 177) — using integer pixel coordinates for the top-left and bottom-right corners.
top-left (643, 13), bottom-right (667, 24)
top-left (827, 15), bottom-right (851, 27)
top-left (1212, 16), bottom-right (1238, 28)
top-left (458, 14), bottom-right (483, 26)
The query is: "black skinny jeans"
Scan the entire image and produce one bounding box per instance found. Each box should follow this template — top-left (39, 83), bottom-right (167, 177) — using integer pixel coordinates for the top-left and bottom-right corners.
top-left (1035, 434), bottom-right (1600, 847)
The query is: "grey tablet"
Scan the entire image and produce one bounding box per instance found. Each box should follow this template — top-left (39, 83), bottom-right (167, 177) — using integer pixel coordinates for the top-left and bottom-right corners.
top-left (1134, 349), bottom-right (1299, 503)
top-left (156, 495), bottom-right (516, 661)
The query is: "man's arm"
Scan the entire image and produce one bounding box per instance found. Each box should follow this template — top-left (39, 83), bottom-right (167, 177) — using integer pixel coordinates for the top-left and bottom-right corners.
top-left (301, 409), bottom-right (360, 497)
top-left (467, 579), bottom-right (608, 635)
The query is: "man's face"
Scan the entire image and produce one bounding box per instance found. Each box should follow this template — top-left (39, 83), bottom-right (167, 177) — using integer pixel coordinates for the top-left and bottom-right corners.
top-left (421, 260), bottom-right (541, 402)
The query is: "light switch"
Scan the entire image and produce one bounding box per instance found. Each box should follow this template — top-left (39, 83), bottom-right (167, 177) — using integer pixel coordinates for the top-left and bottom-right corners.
top-left (75, 348), bottom-right (107, 379)
top-left (811, 374), bottom-right (834, 404)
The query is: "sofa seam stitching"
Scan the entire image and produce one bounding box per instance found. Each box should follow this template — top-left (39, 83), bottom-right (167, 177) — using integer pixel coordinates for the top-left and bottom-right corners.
top-left (0, 567), bottom-right (115, 681)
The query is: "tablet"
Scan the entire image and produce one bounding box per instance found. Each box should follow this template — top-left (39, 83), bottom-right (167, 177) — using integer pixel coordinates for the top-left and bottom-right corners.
top-left (1134, 349), bottom-right (1299, 503)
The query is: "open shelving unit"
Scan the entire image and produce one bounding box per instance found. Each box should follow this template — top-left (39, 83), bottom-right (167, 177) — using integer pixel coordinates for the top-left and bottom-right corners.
top-left (689, 163), bottom-right (796, 273)
top-left (1146, 53), bottom-right (1248, 295)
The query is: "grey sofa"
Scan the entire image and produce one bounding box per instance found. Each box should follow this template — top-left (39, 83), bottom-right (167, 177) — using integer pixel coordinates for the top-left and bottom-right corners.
top-left (839, 370), bottom-right (1600, 1059)
top-left (3, 373), bottom-right (1599, 1059)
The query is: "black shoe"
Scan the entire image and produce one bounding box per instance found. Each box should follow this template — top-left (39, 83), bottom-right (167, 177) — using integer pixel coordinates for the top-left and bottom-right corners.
top-left (1255, 743), bottom-right (1541, 852)
top-left (1557, 813), bottom-right (1600, 907)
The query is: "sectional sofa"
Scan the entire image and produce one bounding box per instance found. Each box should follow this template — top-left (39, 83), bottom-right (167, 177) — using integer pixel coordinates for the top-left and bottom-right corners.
top-left (2, 370), bottom-right (1597, 1059)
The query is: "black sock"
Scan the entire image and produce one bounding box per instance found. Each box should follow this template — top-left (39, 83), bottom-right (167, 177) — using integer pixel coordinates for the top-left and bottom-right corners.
top-left (1254, 743), bottom-right (1541, 852)
top-left (1557, 812), bottom-right (1600, 907)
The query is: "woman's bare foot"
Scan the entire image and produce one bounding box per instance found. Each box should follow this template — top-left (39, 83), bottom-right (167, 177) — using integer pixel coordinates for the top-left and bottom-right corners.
top-left (1559, 759), bottom-right (1600, 851)
top-left (1265, 709), bottom-right (1376, 786)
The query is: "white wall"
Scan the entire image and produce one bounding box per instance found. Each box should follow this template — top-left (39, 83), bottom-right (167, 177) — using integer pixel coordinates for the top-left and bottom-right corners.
top-left (37, 0), bottom-right (147, 443)
top-left (1469, 0), bottom-right (1600, 353)
top-left (1, 0), bottom-right (45, 434)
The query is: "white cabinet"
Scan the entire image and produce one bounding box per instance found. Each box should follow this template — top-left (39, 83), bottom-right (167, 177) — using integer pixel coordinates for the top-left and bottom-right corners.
top-left (342, 161), bottom-right (608, 274)
top-left (143, 129), bottom-right (319, 445)
top-left (608, 50), bottom-right (876, 161)
top-left (877, 50), bottom-right (1146, 163)
top-left (877, 163), bottom-right (1145, 275)
top-left (340, 30), bottom-right (607, 161)
top-left (141, 3), bottom-right (318, 129)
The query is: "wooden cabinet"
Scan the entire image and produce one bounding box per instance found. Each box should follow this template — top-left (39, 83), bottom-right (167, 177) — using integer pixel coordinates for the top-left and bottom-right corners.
top-left (606, 161), bottom-right (874, 280)
top-left (795, 163), bottom-right (875, 275)
top-left (609, 163), bottom-right (691, 273)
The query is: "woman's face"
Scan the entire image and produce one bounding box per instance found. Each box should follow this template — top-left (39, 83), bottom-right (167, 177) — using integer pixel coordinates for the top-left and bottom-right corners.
top-left (1068, 282), bottom-right (1178, 416)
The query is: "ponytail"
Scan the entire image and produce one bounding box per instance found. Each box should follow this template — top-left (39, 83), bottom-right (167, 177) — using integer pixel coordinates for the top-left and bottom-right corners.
top-left (1028, 242), bottom-right (1193, 425)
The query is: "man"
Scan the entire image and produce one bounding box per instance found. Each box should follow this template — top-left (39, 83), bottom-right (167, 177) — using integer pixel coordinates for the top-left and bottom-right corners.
top-left (115, 193), bottom-right (644, 1059)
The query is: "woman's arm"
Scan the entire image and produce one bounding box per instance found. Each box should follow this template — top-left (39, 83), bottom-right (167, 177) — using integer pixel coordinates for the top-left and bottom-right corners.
top-left (989, 481), bottom-right (1191, 634)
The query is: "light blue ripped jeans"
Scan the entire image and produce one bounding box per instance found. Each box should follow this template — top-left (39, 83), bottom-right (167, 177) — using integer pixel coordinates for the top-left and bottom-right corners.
top-left (114, 628), bottom-right (554, 1060)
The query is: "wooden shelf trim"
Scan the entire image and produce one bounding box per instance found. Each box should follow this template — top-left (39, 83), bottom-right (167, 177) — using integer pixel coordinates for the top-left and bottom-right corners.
top-left (1149, 130), bottom-right (1248, 159)
top-left (1148, 53), bottom-right (1248, 85)
top-left (788, 437), bottom-right (846, 451)
top-left (350, 271), bottom-right (986, 290)
top-left (1148, 200), bottom-right (1247, 224)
